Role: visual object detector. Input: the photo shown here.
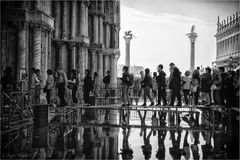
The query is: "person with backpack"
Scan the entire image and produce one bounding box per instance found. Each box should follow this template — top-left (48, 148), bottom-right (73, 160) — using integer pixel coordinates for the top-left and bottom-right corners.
top-left (156, 64), bottom-right (167, 106)
top-left (55, 66), bottom-right (68, 106)
top-left (121, 66), bottom-right (131, 106)
top-left (142, 68), bottom-right (154, 106)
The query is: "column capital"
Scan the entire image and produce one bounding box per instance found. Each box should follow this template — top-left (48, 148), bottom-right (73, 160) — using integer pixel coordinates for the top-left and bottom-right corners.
top-left (55, 41), bottom-right (64, 48)
top-left (89, 49), bottom-right (97, 55)
top-left (68, 42), bottom-right (76, 50)
top-left (82, 0), bottom-right (90, 7)
top-left (14, 21), bottom-right (28, 31)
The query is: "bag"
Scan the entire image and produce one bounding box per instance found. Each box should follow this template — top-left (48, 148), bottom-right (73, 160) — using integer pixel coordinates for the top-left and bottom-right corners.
top-left (43, 86), bottom-right (48, 93)
top-left (127, 74), bottom-right (134, 86)
top-left (67, 82), bottom-right (74, 89)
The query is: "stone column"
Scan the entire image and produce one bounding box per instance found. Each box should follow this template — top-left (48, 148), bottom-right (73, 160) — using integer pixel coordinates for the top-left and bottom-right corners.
top-left (71, 1), bottom-right (76, 40)
top-left (91, 50), bottom-right (97, 74)
top-left (77, 44), bottom-right (85, 78)
top-left (98, 52), bottom-right (103, 79)
top-left (79, 1), bottom-right (85, 36)
top-left (17, 22), bottom-right (27, 80)
top-left (93, 14), bottom-right (99, 43)
top-left (187, 29), bottom-right (198, 72)
top-left (69, 42), bottom-right (76, 69)
top-left (54, 1), bottom-right (60, 39)
top-left (62, 1), bottom-right (67, 39)
top-left (32, 25), bottom-right (41, 70)
top-left (123, 36), bottom-right (133, 67)
top-left (110, 54), bottom-right (119, 88)
top-left (48, 30), bottom-right (53, 69)
top-left (85, 49), bottom-right (89, 69)
top-left (56, 41), bottom-right (63, 68)
top-left (104, 55), bottom-right (109, 74)
top-left (99, 15), bottom-right (104, 44)
top-left (106, 23), bottom-right (110, 48)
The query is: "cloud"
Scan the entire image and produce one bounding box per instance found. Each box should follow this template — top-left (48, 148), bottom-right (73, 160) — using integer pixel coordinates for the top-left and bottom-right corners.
top-left (119, 5), bottom-right (216, 75)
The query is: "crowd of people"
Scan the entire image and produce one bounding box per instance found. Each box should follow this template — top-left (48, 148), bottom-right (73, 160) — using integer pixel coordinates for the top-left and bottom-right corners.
top-left (1, 63), bottom-right (239, 108)
top-left (1, 66), bottom-right (112, 107)
top-left (120, 63), bottom-right (240, 108)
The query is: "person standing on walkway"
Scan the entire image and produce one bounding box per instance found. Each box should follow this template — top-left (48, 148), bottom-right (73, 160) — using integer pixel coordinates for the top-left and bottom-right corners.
top-left (182, 70), bottom-right (191, 105)
top-left (55, 66), bottom-right (68, 106)
top-left (121, 66), bottom-right (131, 106)
top-left (83, 69), bottom-right (93, 105)
top-left (45, 69), bottom-right (54, 104)
top-left (142, 68), bottom-right (154, 106)
top-left (156, 64), bottom-right (167, 106)
top-left (68, 69), bottom-right (78, 104)
top-left (200, 67), bottom-right (212, 106)
top-left (152, 72), bottom-right (158, 103)
top-left (191, 69), bottom-right (200, 105)
top-left (169, 63), bottom-right (182, 106)
top-left (103, 71), bottom-right (110, 97)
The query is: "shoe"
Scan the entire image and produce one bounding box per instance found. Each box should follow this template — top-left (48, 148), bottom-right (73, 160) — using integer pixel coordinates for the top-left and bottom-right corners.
top-left (127, 104), bottom-right (130, 106)
top-left (141, 103), bottom-right (146, 106)
top-left (121, 104), bottom-right (126, 107)
top-left (163, 103), bottom-right (167, 106)
top-left (169, 103), bottom-right (174, 106)
top-left (150, 102), bottom-right (154, 106)
top-left (155, 104), bottom-right (160, 106)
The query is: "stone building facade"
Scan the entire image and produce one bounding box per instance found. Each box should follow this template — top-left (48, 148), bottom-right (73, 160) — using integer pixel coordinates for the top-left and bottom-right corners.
top-left (1, 0), bottom-right (120, 89)
top-left (214, 12), bottom-right (240, 70)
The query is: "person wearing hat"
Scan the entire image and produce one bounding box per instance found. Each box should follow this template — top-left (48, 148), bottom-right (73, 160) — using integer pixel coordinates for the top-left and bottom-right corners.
top-left (121, 66), bottom-right (131, 106)
top-left (142, 68), bottom-right (154, 106)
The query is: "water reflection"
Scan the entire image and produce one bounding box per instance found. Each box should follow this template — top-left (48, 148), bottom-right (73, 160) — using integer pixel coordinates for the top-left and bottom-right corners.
top-left (2, 107), bottom-right (239, 159)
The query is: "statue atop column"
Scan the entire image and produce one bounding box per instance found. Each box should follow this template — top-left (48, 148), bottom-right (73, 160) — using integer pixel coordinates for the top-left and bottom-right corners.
top-left (186, 25), bottom-right (198, 72)
top-left (123, 31), bottom-right (135, 67)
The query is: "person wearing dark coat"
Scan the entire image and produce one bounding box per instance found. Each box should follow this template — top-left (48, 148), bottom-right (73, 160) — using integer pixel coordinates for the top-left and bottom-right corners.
top-left (142, 68), bottom-right (154, 106)
top-left (169, 63), bottom-right (182, 106)
top-left (200, 67), bottom-right (212, 106)
top-left (219, 66), bottom-right (227, 105)
top-left (83, 69), bottom-right (93, 105)
top-left (156, 64), bottom-right (167, 106)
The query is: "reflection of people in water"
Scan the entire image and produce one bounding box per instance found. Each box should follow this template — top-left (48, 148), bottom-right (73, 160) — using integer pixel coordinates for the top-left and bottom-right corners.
top-left (182, 112), bottom-right (200, 160)
top-left (83, 127), bottom-right (102, 159)
top-left (138, 110), bottom-right (147, 136)
top-left (141, 129), bottom-right (153, 160)
top-left (181, 131), bottom-right (190, 160)
top-left (158, 111), bottom-right (167, 126)
top-left (121, 127), bottom-right (133, 160)
top-left (169, 130), bottom-right (182, 159)
top-left (201, 131), bottom-right (213, 159)
top-left (213, 132), bottom-right (227, 159)
top-left (155, 126), bottom-right (167, 159)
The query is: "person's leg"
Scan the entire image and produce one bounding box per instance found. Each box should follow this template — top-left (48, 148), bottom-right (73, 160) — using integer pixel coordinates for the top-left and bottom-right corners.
top-left (206, 92), bottom-right (211, 105)
top-left (183, 89), bottom-right (188, 105)
top-left (143, 87), bottom-right (147, 105)
top-left (162, 89), bottom-right (167, 106)
top-left (123, 86), bottom-right (127, 105)
top-left (176, 89), bottom-right (182, 105)
top-left (146, 87), bottom-right (154, 104)
top-left (170, 89), bottom-right (176, 106)
top-left (46, 89), bottom-right (50, 104)
top-left (72, 86), bottom-right (78, 103)
top-left (127, 87), bottom-right (131, 105)
top-left (157, 88), bottom-right (161, 105)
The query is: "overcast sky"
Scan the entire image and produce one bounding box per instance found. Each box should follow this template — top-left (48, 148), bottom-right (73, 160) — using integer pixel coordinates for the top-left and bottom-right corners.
top-left (118, 0), bottom-right (239, 75)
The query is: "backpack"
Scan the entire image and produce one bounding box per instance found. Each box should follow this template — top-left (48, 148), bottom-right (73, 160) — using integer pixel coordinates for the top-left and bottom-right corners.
top-left (127, 74), bottom-right (134, 86)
